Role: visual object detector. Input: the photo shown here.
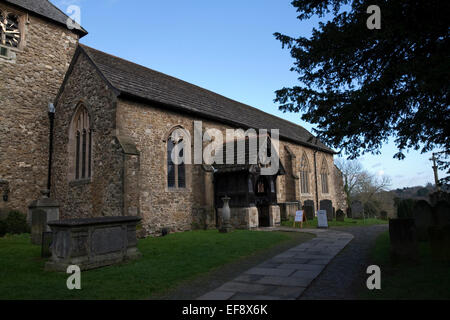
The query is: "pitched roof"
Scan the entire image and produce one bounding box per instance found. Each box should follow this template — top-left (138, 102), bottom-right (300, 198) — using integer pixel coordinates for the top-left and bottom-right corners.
top-left (214, 134), bottom-right (286, 175)
top-left (79, 44), bottom-right (335, 154)
top-left (4, 0), bottom-right (87, 36)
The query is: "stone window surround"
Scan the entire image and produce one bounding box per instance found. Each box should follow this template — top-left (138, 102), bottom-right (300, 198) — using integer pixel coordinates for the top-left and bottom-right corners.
top-left (67, 101), bottom-right (94, 183)
top-left (163, 125), bottom-right (191, 192)
top-left (320, 157), bottom-right (330, 194)
top-left (0, 5), bottom-right (28, 53)
top-left (299, 152), bottom-right (311, 195)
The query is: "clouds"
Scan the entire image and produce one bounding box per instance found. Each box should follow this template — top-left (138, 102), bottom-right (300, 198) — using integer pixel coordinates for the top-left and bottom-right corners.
top-left (372, 162), bottom-right (382, 168)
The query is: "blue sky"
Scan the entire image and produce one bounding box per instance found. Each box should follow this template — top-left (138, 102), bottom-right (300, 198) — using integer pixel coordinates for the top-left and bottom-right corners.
top-left (53, 0), bottom-right (445, 189)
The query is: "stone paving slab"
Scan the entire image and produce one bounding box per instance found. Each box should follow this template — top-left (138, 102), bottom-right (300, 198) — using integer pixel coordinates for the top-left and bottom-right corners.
top-left (197, 228), bottom-right (353, 300)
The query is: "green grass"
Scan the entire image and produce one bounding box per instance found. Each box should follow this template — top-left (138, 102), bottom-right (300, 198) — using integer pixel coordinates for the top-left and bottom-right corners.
top-left (362, 231), bottom-right (450, 300)
top-left (0, 230), bottom-right (308, 300)
top-left (281, 217), bottom-right (388, 228)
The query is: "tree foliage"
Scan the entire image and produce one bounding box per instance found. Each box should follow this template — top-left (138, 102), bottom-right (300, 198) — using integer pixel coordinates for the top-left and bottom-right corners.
top-left (274, 0), bottom-right (449, 182)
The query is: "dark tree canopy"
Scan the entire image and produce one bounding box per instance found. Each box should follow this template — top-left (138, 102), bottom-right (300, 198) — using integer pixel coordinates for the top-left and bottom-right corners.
top-left (274, 0), bottom-right (449, 183)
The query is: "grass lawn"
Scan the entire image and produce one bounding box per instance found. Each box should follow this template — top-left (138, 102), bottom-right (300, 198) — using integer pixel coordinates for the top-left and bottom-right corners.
top-left (0, 229), bottom-right (310, 300)
top-left (362, 231), bottom-right (450, 300)
top-left (281, 217), bottom-right (388, 228)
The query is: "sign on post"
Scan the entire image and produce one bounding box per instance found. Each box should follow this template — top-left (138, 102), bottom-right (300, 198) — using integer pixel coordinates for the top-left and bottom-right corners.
top-left (293, 210), bottom-right (305, 229)
top-left (317, 210), bottom-right (328, 228)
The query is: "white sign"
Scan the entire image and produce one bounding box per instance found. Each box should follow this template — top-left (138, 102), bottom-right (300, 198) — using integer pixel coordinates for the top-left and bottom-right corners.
top-left (295, 211), bottom-right (304, 222)
top-left (317, 210), bottom-right (328, 228)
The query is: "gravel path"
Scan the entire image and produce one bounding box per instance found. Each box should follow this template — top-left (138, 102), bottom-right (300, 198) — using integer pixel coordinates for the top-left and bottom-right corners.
top-left (299, 224), bottom-right (388, 300)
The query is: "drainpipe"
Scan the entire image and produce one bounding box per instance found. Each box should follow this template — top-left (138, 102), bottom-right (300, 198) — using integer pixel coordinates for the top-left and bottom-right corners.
top-left (313, 149), bottom-right (319, 211)
top-left (47, 103), bottom-right (55, 196)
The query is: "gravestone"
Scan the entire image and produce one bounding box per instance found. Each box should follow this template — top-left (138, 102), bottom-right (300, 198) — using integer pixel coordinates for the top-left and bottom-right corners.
top-left (336, 209), bottom-right (345, 222)
top-left (28, 194), bottom-right (60, 245)
top-left (320, 200), bottom-right (333, 221)
top-left (412, 200), bottom-right (434, 241)
top-left (41, 232), bottom-right (52, 258)
top-left (434, 201), bottom-right (450, 228)
top-left (389, 218), bottom-right (419, 264)
top-left (429, 201), bottom-right (450, 261)
top-left (351, 201), bottom-right (364, 219)
top-left (46, 216), bottom-right (141, 271)
top-left (303, 200), bottom-right (315, 220)
top-left (346, 207), bottom-right (352, 219)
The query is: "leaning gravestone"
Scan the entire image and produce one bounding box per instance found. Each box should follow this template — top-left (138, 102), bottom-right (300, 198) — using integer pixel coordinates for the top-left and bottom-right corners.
top-left (336, 209), bottom-right (345, 222)
top-left (320, 200), bottom-right (333, 221)
top-left (351, 201), bottom-right (364, 219)
top-left (412, 200), bottom-right (434, 241)
top-left (389, 218), bottom-right (419, 264)
top-left (303, 200), bottom-right (315, 220)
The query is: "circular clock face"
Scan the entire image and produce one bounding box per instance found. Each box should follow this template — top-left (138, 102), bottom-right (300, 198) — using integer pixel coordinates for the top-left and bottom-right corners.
top-left (0, 10), bottom-right (21, 48)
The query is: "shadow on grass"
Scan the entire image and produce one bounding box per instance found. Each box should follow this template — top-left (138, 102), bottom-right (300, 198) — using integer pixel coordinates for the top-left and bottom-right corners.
top-left (361, 231), bottom-right (450, 300)
top-left (0, 230), bottom-right (310, 300)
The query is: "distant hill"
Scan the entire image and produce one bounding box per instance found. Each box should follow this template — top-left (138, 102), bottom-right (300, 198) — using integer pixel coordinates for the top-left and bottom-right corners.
top-left (389, 184), bottom-right (437, 201)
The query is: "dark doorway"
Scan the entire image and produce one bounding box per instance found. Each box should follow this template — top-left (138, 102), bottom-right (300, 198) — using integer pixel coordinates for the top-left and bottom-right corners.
top-left (255, 176), bottom-right (271, 227)
top-left (258, 206), bottom-right (270, 227)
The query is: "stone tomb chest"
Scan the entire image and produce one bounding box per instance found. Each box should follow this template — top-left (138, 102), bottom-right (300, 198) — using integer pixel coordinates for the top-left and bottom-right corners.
top-left (45, 216), bottom-right (141, 271)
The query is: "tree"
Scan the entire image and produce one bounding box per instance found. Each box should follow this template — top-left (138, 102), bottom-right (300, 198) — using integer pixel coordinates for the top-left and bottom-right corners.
top-left (274, 0), bottom-right (449, 183)
top-left (335, 158), bottom-right (363, 207)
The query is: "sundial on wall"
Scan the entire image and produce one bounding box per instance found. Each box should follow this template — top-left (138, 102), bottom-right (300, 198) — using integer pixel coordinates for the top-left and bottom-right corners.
top-left (0, 10), bottom-right (21, 48)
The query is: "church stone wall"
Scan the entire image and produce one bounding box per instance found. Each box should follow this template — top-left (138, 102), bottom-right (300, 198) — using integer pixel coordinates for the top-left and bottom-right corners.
top-left (116, 98), bottom-right (346, 235)
top-left (0, 4), bottom-right (79, 213)
top-left (52, 52), bottom-right (124, 220)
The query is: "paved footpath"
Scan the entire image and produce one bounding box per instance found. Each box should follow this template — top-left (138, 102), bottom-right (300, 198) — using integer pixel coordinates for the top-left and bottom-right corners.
top-left (197, 227), bottom-right (354, 300)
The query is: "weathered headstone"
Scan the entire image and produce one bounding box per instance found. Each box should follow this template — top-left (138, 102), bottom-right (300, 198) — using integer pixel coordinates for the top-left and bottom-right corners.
top-left (429, 201), bottom-right (450, 261)
top-left (303, 200), bottom-right (315, 220)
top-left (351, 201), bottom-right (363, 219)
top-left (346, 207), bottom-right (352, 219)
top-left (412, 200), bottom-right (434, 241)
top-left (389, 218), bottom-right (419, 264)
top-left (46, 216), bottom-right (142, 271)
top-left (28, 194), bottom-right (60, 245)
top-left (336, 209), bottom-right (345, 222)
top-left (434, 201), bottom-right (450, 228)
top-left (41, 232), bottom-right (52, 258)
top-left (320, 200), bottom-right (333, 221)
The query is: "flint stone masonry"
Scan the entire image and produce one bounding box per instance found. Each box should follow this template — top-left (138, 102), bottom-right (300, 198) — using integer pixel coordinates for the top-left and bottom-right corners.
top-left (198, 227), bottom-right (353, 300)
top-left (0, 3), bottom-right (80, 214)
top-left (45, 216), bottom-right (141, 271)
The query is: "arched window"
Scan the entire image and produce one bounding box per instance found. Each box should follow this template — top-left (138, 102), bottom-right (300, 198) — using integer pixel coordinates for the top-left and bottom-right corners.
top-left (70, 104), bottom-right (92, 181)
top-left (0, 10), bottom-right (21, 48)
top-left (320, 158), bottom-right (329, 194)
top-left (167, 133), bottom-right (186, 189)
top-left (300, 153), bottom-right (310, 194)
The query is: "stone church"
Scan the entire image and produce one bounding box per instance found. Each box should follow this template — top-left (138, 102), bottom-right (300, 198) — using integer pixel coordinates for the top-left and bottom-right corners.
top-left (0, 0), bottom-right (346, 236)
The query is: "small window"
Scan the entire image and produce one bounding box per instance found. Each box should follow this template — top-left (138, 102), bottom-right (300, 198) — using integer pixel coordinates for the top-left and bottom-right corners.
top-left (320, 158), bottom-right (329, 194)
top-left (300, 153), bottom-right (310, 194)
top-left (167, 135), bottom-right (186, 189)
top-left (70, 104), bottom-right (92, 181)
